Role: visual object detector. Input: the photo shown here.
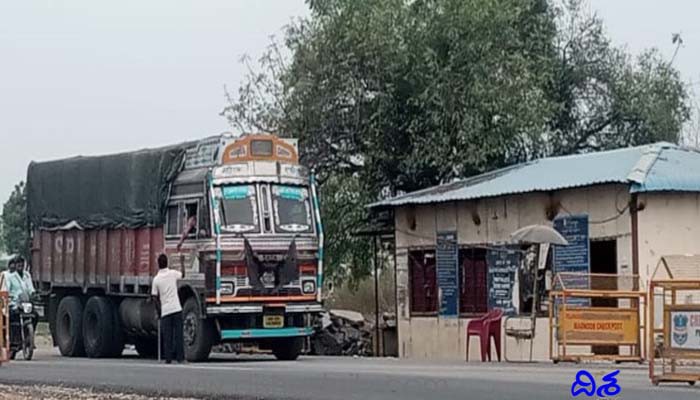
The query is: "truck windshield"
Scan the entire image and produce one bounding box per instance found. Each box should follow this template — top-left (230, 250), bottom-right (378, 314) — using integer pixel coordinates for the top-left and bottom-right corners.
top-left (271, 185), bottom-right (313, 233)
top-left (216, 185), bottom-right (259, 233)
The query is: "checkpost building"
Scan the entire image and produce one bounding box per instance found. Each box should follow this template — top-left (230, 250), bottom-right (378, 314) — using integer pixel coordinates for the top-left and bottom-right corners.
top-left (370, 142), bottom-right (700, 361)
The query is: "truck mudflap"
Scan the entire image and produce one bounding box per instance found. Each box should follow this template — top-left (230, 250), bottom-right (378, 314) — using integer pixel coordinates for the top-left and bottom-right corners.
top-left (220, 327), bottom-right (313, 340)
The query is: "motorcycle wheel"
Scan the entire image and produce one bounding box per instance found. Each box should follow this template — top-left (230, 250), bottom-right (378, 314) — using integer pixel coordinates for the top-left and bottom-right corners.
top-left (22, 323), bottom-right (34, 361)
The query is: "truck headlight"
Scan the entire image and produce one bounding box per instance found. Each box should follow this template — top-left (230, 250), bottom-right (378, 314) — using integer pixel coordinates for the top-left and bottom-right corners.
top-left (22, 303), bottom-right (33, 314)
top-left (302, 280), bottom-right (316, 294)
top-left (220, 282), bottom-right (234, 295)
top-left (261, 271), bottom-right (276, 287)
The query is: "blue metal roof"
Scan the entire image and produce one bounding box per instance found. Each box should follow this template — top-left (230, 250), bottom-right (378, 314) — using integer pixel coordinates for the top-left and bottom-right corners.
top-left (631, 146), bottom-right (700, 193)
top-left (371, 142), bottom-right (700, 207)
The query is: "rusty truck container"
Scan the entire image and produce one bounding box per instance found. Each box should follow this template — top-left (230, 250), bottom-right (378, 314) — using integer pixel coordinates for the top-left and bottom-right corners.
top-left (32, 228), bottom-right (163, 294)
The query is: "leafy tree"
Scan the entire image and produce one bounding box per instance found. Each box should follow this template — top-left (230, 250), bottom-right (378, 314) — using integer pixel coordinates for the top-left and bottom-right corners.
top-left (318, 174), bottom-right (374, 285)
top-left (545, 0), bottom-right (690, 155)
top-left (227, 0), bottom-right (557, 190)
top-left (1, 181), bottom-right (29, 260)
top-left (223, 0), bottom-right (690, 284)
top-left (0, 219), bottom-right (4, 254)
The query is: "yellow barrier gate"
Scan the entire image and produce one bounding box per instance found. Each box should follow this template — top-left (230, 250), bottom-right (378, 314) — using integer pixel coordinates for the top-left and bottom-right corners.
top-left (549, 273), bottom-right (646, 363)
top-left (649, 255), bottom-right (700, 386)
top-left (0, 291), bottom-right (9, 366)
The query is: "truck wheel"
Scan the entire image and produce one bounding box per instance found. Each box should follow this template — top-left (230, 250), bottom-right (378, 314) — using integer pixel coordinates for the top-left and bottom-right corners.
top-left (56, 296), bottom-right (85, 357)
top-left (183, 297), bottom-right (214, 362)
top-left (134, 337), bottom-right (158, 359)
top-left (107, 299), bottom-right (125, 357)
top-left (83, 296), bottom-right (119, 358)
top-left (271, 337), bottom-right (303, 361)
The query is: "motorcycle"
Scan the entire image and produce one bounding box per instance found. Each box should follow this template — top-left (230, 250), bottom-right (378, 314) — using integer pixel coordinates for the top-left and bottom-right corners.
top-left (9, 292), bottom-right (36, 360)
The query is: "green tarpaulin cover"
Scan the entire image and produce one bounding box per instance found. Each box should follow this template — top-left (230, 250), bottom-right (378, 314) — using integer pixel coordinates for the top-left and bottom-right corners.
top-left (27, 145), bottom-right (187, 229)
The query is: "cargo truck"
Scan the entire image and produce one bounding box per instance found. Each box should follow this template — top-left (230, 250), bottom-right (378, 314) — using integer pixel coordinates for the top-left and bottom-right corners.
top-left (27, 133), bottom-right (324, 361)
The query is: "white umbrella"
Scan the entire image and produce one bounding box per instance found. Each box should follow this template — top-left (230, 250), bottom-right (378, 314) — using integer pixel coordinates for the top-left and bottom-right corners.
top-left (509, 224), bottom-right (569, 246)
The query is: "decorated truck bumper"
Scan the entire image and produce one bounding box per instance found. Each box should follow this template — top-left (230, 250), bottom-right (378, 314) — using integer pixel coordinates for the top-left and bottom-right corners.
top-left (221, 327), bottom-right (313, 340)
top-left (207, 302), bottom-right (322, 340)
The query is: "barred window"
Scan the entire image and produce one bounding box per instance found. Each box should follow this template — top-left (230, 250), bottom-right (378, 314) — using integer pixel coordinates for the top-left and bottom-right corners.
top-left (459, 248), bottom-right (488, 315)
top-left (409, 250), bottom-right (437, 314)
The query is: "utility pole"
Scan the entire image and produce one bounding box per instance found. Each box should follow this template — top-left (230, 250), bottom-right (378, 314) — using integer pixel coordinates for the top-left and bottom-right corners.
top-left (373, 236), bottom-right (381, 357)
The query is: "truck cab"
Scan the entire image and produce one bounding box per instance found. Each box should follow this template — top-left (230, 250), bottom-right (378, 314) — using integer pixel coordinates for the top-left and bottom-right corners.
top-left (165, 134), bottom-right (324, 360)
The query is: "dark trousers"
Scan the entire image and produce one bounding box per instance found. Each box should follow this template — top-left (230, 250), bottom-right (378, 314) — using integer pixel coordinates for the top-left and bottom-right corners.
top-left (161, 311), bottom-right (184, 362)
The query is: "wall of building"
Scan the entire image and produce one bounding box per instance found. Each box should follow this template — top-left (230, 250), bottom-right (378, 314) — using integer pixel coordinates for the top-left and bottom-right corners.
top-left (637, 192), bottom-right (700, 330)
top-left (637, 192), bottom-right (700, 285)
top-left (396, 184), bottom-right (632, 248)
top-left (394, 184), bottom-right (634, 361)
top-left (397, 316), bottom-right (554, 361)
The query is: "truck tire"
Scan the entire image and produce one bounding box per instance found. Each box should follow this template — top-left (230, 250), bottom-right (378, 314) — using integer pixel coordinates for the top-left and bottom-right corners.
top-left (107, 299), bottom-right (125, 357)
top-left (56, 296), bottom-right (85, 357)
top-left (183, 297), bottom-right (214, 362)
top-left (134, 337), bottom-right (158, 359)
top-left (271, 337), bottom-right (303, 361)
top-left (83, 296), bottom-right (120, 358)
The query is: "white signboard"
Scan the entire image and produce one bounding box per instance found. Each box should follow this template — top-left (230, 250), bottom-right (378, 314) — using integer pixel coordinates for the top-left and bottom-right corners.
top-left (538, 243), bottom-right (550, 270)
top-left (670, 311), bottom-right (700, 350)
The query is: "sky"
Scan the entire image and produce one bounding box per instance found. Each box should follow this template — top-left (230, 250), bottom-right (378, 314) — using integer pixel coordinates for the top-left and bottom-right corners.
top-left (1, 0), bottom-right (699, 202)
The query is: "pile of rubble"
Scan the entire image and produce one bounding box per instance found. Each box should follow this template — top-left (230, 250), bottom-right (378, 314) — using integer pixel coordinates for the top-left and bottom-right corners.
top-left (211, 309), bottom-right (396, 358)
top-left (309, 309), bottom-right (373, 357)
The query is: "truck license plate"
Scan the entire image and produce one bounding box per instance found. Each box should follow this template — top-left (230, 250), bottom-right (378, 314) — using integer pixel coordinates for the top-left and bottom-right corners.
top-left (263, 315), bottom-right (284, 328)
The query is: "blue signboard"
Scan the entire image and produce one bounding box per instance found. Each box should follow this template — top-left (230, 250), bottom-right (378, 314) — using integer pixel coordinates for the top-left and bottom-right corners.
top-left (487, 248), bottom-right (520, 316)
top-left (276, 185), bottom-right (304, 200)
top-left (436, 231), bottom-right (459, 318)
top-left (222, 185), bottom-right (251, 199)
top-left (553, 215), bottom-right (590, 305)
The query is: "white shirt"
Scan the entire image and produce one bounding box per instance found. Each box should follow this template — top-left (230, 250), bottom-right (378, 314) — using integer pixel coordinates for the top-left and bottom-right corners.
top-left (151, 268), bottom-right (183, 317)
top-left (20, 270), bottom-right (35, 295)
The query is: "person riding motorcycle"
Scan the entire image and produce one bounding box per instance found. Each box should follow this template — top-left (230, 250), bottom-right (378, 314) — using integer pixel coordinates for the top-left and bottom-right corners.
top-left (14, 256), bottom-right (37, 331)
top-left (5, 257), bottom-right (35, 326)
top-left (15, 256), bottom-right (35, 299)
top-left (4, 256), bottom-right (36, 359)
top-left (5, 257), bottom-right (27, 313)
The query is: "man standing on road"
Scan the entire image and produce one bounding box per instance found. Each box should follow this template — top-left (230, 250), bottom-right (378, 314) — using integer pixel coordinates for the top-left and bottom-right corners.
top-left (151, 254), bottom-right (185, 364)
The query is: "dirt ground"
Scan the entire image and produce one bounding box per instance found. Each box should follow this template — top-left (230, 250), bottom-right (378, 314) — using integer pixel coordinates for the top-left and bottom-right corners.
top-left (0, 385), bottom-right (198, 400)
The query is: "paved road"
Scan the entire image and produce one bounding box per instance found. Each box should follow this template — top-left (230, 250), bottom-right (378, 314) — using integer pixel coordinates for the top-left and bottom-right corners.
top-left (1, 349), bottom-right (699, 399)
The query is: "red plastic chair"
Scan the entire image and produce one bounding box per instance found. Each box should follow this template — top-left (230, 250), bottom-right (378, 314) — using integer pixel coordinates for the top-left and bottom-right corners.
top-left (466, 309), bottom-right (504, 362)
top-left (486, 309), bottom-right (504, 362)
top-left (465, 311), bottom-right (491, 362)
